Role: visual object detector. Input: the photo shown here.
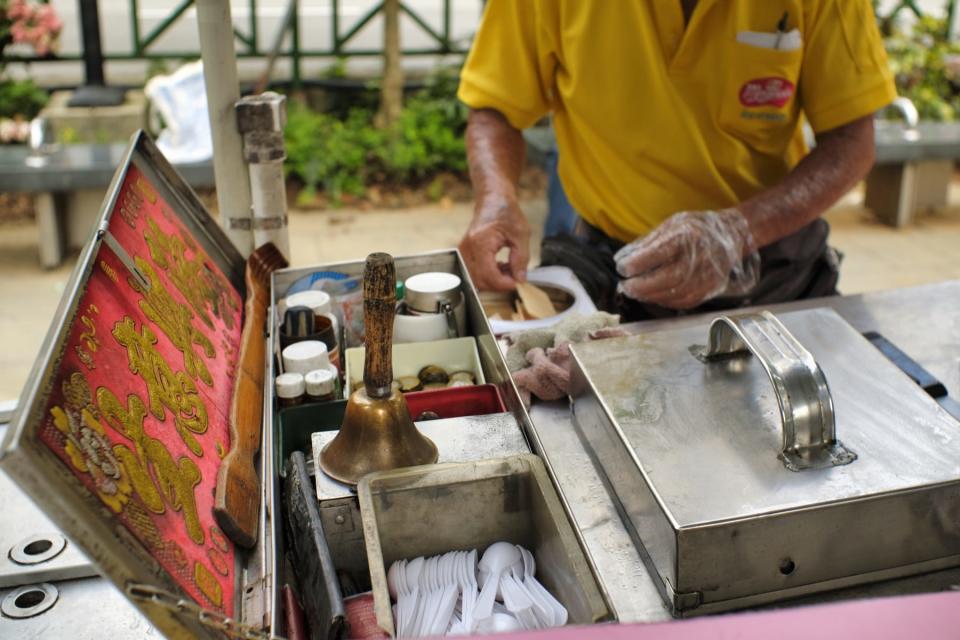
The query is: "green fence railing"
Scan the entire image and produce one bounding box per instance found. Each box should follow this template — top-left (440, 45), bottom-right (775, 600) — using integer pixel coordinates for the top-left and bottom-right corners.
top-left (3, 1), bottom-right (956, 86)
top-left (3, 0), bottom-right (478, 86)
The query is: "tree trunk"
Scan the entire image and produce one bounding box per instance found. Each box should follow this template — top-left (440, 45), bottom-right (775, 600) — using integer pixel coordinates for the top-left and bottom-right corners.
top-left (376, 0), bottom-right (403, 128)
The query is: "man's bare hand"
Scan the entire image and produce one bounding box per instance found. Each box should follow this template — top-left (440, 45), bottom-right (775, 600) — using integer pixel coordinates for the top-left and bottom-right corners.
top-left (459, 197), bottom-right (530, 291)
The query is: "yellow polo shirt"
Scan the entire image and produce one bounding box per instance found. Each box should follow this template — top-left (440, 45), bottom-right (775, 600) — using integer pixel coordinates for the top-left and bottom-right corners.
top-left (458, 0), bottom-right (897, 243)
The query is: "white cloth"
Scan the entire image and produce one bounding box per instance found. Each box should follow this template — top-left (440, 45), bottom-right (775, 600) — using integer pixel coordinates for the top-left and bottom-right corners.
top-left (145, 61), bottom-right (213, 164)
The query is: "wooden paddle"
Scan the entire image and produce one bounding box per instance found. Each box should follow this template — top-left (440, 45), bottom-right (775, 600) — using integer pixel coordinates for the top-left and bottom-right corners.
top-left (516, 281), bottom-right (556, 320)
top-left (214, 242), bottom-right (288, 548)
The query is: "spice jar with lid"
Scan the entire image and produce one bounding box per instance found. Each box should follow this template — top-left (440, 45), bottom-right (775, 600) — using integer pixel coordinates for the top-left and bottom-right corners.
top-left (276, 372), bottom-right (306, 408)
top-left (304, 368), bottom-right (337, 403)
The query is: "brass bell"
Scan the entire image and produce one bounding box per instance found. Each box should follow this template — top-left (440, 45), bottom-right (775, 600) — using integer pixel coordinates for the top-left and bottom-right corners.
top-left (319, 253), bottom-right (438, 485)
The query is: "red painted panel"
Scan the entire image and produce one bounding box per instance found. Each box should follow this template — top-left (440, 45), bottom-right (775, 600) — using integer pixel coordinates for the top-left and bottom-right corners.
top-left (36, 165), bottom-right (242, 614)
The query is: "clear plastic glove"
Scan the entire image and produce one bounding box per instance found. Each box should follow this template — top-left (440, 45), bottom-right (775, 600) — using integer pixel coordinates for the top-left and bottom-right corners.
top-left (614, 208), bottom-right (760, 309)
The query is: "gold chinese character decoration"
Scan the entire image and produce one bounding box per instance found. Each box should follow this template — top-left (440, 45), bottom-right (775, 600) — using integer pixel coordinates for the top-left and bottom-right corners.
top-left (143, 218), bottom-right (239, 331)
top-left (112, 316), bottom-right (208, 457)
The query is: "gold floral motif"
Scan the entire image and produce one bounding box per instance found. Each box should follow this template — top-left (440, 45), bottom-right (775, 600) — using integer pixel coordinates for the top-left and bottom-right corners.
top-left (75, 347), bottom-right (96, 371)
top-left (75, 304), bottom-right (100, 371)
top-left (194, 561), bottom-right (223, 608)
top-left (51, 372), bottom-right (132, 513)
top-left (209, 525), bottom-right (230, 553)
top-left (98, 386), bottom-right (205, 545)
top-left (112, 316), bottom-right (208, 457)
top-left (207, 547), bottom-right (230, 577)
top-left (99, 259), bottom-right (119, 283)
top-left (132, 257), bottom-right (215, 388)
top-left (133, 174), bottom-right (158, 204)
top-left (143, 218), bottom-right (238, 331)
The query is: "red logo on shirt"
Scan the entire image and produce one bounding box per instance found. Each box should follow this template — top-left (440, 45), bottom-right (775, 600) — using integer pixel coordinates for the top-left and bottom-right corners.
top-left (739, 77), bottom-right (795, 108)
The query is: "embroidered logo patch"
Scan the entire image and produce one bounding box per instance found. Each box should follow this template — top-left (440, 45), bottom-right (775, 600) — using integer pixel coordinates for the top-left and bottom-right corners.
top-left (739, 77), bottom-right (795, 108)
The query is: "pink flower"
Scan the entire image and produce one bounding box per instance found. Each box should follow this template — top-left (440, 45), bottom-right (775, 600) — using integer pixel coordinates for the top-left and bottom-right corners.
top-left (6, 0), bottom-right (30, 21)
top-left (5, 0), bottom-right (63, 54)
top-left (10, 22), bottom-right (28, 42)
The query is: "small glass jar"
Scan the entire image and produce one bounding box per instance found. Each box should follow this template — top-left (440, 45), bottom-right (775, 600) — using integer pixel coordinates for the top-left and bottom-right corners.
top-left (304, 368), bottom-right (337, 403)
top-left (276, 372), bottom-right (306, 408)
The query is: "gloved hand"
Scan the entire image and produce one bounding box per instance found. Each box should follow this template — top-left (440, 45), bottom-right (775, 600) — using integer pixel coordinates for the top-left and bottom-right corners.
top-left (614, 208), bottom-right (760, 309)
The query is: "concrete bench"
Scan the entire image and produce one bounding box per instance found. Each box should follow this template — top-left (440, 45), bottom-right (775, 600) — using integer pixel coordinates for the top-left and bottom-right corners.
top-left (0, 143), bottom-right (214, 268)
top-left (865, 121), bottom-right (960, 227)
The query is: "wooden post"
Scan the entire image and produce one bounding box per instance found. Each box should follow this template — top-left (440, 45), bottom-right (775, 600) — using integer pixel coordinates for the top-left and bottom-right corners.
top-left (376, 0), bottom-right (404, 128)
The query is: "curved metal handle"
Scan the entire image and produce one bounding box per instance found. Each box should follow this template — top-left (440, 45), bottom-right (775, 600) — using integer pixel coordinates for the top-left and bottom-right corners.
top-left (695, 311), bottom-right (856, 471)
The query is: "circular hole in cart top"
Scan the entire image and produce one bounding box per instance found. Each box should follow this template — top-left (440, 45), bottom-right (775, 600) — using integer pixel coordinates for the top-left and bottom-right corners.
top-left (15, 589), bottom-right (46, 609)
top-left (1, 583), bottom-right (59, 619)
top-left (23, 540), bottom-right (53, 556)
top-left (9, 534), bottom-right (66, 566)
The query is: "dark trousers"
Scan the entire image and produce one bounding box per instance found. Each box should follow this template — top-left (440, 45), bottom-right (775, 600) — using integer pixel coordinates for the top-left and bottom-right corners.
top-left (540, 218), bottom-right (841, 322)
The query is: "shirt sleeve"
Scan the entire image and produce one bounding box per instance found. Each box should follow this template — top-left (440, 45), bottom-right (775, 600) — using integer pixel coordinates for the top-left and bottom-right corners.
top-left (457, 0), bottom-right (556, 130)
top-left (799, 0), bottom-right (897, 133)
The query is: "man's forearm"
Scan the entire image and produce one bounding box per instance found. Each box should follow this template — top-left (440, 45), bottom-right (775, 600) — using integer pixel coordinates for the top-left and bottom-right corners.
top-left (739, 115), bottom-right (876, 248)
top-left (466, 109), bottom-right (526, 204)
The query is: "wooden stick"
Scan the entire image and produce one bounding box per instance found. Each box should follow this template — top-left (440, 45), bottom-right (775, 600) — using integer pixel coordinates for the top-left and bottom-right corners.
top-left (214, 242), bottom-right (287, 549)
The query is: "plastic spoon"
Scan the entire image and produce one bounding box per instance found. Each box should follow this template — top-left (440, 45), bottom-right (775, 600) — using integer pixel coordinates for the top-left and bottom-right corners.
top-left (509, 553), bottom-right (551, 626)
top-left (501, 573), bottom-right (540, 630)
top-left (459, 551), bottom-right (477, 634)
top-left (518, 545), bottom-right (567, 626)
top-left (429, 582), bottom-right (458, 636)
top-left (477, 542), bottom-right (523, 601)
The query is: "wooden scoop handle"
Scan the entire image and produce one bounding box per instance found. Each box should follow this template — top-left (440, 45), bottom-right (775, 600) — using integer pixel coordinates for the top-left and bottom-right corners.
top-left (363, 253), bottom-right (396, 398)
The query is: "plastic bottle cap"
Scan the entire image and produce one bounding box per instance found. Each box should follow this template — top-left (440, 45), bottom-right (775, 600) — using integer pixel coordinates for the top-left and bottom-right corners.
top-left (275, 372), bottom-right (305, 399)
top-left (284, 290), bottom-right (332, 316)
top-left (304, 368), bottom-right (336, 396)
top-left (282, 340), bottom-right (330, 375)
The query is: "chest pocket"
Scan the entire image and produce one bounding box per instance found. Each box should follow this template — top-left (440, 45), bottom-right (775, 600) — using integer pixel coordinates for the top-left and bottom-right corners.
top-left (717, 42), bottom-right (803, 155)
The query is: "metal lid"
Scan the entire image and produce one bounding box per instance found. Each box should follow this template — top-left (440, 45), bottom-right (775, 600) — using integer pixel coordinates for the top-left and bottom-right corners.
top-left (304, 368), bottom-right (336, 397)
top-left (571, 307), bottom-right (960, 527)
top-left (405, 272), bottom-right (461, 313)
top-left (0, 132), bottom-right (247, 639)
top-left (276, 372), bottom-right (306, 399)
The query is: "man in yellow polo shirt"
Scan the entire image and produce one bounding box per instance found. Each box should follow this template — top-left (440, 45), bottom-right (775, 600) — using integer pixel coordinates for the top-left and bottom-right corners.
top-left (457, 0), bottom-right (896, 318)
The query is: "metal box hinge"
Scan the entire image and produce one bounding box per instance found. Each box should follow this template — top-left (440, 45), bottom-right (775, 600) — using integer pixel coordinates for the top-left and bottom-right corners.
top-left (127, 583), bottom-right (285, 640)
top-left (98, 229), bottom-right (151, 292)
top-left (241, 573), bottom-right (272, 631)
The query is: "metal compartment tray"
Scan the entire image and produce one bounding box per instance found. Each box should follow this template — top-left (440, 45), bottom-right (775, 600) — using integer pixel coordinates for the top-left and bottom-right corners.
top-left (358, 455), bottom-right (613, 636)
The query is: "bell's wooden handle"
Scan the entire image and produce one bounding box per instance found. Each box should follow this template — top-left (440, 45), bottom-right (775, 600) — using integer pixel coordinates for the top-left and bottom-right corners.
top-left (363, 253), bottom-right (396, 398)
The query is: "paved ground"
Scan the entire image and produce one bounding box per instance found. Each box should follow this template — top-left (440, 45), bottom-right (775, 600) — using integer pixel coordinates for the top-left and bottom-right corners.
top-left (1, 186), bottom-right (959, 403)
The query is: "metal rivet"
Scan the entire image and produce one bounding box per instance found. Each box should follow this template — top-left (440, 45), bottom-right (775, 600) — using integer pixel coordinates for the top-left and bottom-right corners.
top-left (779, 558), bottom-right (796, 576)
top-left (334, 514), bottom-right (346, 525)
top-left (1, 583), bottom-right (59, 619)
top-left (9, 534), bottom-right (67, 566)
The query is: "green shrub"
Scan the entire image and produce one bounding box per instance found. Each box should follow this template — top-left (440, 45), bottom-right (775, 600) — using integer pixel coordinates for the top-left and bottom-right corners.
top-left (284, 66), bottom-right (468, 205)
top-left (884, 16), bottom-right (960, 121)
top-left (0, 77), bottom-right (48, 120)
